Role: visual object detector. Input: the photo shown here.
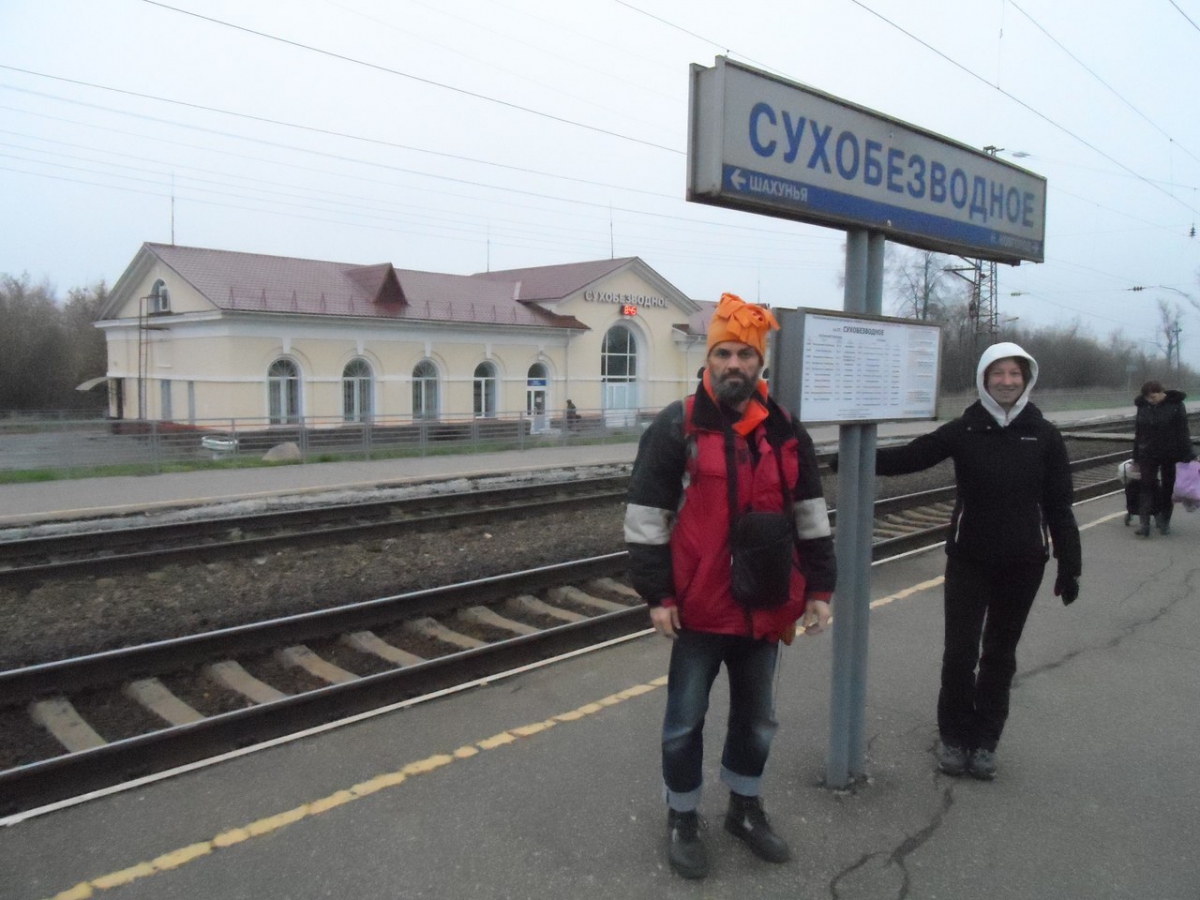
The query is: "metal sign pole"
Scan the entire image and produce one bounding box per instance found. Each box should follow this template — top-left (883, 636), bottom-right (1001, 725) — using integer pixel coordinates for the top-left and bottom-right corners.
top-left (826, 231), bottom-right (884, 788)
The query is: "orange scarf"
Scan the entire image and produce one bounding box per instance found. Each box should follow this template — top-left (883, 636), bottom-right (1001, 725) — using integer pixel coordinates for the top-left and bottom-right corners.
top-left (702, 370), bottom-right (769, 437)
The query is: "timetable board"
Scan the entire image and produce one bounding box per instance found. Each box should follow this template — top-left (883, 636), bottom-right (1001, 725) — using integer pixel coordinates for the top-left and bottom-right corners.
top-left (791, 309), bottom-right (942, 425)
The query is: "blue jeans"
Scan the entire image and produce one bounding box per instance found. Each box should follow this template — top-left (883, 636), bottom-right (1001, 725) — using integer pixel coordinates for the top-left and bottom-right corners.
top-left (661, 631), bottom-right (780, 812)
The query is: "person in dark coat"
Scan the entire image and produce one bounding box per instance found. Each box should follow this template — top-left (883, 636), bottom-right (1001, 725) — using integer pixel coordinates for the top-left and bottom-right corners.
top-left (1132, 380), bottom-right (1194, 536)
top-left (625, 293), bottom-right (835, 879)
top-left (857, 342), bottom-right (1081, 780)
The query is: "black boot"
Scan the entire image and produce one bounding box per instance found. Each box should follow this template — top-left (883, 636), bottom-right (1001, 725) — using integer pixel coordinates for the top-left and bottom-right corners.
top-left (725, 793), bottom-right (790, 863)
top-left (666, 808), bottom-right (708, 879)
top-left (1135, 516), bottom-right (1151, 537)
top-left (1156, 513), bottom-right (1171, 535)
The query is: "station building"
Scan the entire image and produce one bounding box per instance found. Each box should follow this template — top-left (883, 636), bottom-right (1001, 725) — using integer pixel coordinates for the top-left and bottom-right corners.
top-left (97, 243), bottom-right (724, 431)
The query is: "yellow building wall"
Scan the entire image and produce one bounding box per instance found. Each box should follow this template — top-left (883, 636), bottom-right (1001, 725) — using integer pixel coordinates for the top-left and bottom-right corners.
top-left (104, 261), bottom-right (706, 425)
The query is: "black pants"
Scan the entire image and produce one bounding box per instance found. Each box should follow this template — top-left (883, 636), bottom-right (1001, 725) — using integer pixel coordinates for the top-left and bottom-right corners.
top-left (939, 555), bottom-right (1044, 751)
top-left (1137, 459), bottom-right (1177, 521)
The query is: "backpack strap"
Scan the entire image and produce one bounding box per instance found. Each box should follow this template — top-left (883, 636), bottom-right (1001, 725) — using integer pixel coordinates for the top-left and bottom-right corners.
top-left (687, 392), bottom-right (793, 527)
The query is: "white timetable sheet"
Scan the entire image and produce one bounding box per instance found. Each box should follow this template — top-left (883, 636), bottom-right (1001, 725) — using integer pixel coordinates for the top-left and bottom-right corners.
top-left (795, 311), bottom-right (942, 424)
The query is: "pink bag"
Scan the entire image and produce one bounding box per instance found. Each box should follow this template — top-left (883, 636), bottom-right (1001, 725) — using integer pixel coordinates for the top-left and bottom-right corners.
top-left (1172, 461), bottom-right (1200, 511)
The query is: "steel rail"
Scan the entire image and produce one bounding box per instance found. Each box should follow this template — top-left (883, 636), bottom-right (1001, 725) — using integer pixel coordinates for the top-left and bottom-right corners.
top-left (0, 481), bottom-right (629, 583)
top-left (0, 450), bottom-right (1133, 816)
top-left (0, 554), bottom-right (635, 816)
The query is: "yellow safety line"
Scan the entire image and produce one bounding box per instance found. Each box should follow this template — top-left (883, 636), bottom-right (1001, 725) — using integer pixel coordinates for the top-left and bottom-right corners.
top-left (43, 507), bottom-right (1121, 898)
top-left (43, 678), bottom-right (669, 900)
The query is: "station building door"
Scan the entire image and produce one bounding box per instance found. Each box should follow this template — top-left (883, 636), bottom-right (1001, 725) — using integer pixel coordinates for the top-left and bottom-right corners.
top-left (601, 324), bottom-right (638, 426)
top-left (527, 364), bottom-right (549, 434)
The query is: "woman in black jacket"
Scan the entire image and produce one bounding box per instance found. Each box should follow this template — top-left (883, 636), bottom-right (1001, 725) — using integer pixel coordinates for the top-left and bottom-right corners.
top-left (869, 342), bottom-right (1081, 781)
top-left (1132, 380), bottom-right (1194, 536)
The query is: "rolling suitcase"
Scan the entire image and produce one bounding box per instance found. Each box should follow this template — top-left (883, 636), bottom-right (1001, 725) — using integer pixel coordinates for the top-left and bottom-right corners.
top-left (1120, 460), bottom-right (1139, 525)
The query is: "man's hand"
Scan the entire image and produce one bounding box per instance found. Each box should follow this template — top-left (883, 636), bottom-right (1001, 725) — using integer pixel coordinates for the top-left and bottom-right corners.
top-left (1054, 571), bottom-right (1079, 606)
top-left (649, 603), bottom-right (681, 639)
top-left (800, 599), bottom-right (831, 636)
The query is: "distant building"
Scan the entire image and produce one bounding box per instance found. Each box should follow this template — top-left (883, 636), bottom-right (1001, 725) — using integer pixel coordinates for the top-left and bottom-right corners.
top-left (97, 243), bottom-right (717, 430)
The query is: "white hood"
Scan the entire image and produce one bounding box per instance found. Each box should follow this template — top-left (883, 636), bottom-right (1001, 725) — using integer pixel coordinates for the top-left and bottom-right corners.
top-left (976, 341), bottom-right (1038, 427)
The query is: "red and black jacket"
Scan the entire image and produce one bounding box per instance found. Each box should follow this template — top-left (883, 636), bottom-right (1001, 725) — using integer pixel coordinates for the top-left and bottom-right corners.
top-left (624, 383), bottom-right (835, 641)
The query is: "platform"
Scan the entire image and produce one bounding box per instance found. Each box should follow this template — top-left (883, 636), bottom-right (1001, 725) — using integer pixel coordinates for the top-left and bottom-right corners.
top-left (3, 488), bottom-right (1197, 899)
top-left (0, 407), bottom-right (1134, 528)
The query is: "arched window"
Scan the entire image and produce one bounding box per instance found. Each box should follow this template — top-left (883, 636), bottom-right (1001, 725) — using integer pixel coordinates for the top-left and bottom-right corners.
top-left (268, 358), bottom-right (301, 424)
top-left (473, 361), bottom-right (497, 418)
top-left (412, 359), bottom-right (439, 420)
top-left (601, 324), bottom-right (638, 414)
top-left (342, 358), bottom-right (373, 423)
top-left (149, 279), bottom-right (170, 313)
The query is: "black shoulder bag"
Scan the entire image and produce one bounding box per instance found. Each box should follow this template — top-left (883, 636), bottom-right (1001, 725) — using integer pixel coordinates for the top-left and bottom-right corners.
top-left (722, 416), bottom-right (796, 611)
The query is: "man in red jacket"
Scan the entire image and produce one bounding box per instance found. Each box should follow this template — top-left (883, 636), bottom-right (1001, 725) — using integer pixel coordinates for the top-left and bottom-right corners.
top-left (625, 293), bottom-right (836, 879)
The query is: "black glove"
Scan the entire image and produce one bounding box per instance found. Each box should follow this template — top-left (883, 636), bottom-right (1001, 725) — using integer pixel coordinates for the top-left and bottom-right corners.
top-left (828, 454), bottom-right (839, 474)
top-left (1054, 571), bottom-right (1079, 606)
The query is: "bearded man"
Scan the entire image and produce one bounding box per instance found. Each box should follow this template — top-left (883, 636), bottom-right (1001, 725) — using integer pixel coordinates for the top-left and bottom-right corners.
top-left (624, 293), bottom-right (836, 879)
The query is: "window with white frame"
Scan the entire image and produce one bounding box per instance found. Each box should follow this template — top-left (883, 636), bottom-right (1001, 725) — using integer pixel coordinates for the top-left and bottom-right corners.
top-left (342, 358), bottom-right (373, 423)
top-left (601, 324), bottom-right (638, 412)
top-left (473, 361), bottom-right (497, 418)
top-left (412, 359), bottom-right (439, 420)
top-left (160, 379), bottom-right (172, 421)
top-left (268, 358), bottom-right (301, 424)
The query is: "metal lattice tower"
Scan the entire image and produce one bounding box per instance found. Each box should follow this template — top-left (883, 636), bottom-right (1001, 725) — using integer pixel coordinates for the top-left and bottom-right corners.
top-left (970, 145), bottom-right (1004, 350)
top-left (970, 256), bottom-right (998, 348)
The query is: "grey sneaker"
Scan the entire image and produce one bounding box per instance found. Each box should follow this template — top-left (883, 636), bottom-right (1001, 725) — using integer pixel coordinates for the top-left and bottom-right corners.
top-left (666, 809), bottom-right (709, 879)
top-left (725, 793), bottom-right (790, 863)
top-left (967, 747), bottom-right (998, 780)
top-left (936, 741), bottom-right (968, 776)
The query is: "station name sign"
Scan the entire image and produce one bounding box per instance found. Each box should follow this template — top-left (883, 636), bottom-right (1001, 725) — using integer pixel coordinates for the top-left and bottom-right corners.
top-left (687, 57), bottom-right (1046, 264)
top-left (583, 290), bottom-right (666, 308)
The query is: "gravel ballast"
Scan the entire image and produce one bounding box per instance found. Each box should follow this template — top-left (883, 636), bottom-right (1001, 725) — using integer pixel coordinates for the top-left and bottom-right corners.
top-left (0, 439), bottom-right (1122, 672)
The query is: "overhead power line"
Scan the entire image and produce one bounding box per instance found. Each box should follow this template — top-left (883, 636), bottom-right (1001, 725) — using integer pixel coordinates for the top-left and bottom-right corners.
top-left (1008, 0), bottom-right (1200, 168)
top-left (139, 0), bottom-right (681, 154)
top-left (1168, 0), bottom-right (1200, 32)
top-left (0, 72), bottom-right (679, 200)
top-left (846, 0), bottom-right (1200, 220)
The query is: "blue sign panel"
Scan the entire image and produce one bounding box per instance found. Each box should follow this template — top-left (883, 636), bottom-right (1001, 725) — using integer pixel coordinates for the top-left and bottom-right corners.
top-left (688, 57), bottom-right (1046, 263)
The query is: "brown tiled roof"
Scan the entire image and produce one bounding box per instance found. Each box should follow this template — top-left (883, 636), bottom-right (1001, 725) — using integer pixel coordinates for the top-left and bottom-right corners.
top-left (472, 258), bottom-right (636, 301)
top-left (141, 244), bottom-right (589, 329)
top-left (684, 301), bottom-right (718, 339)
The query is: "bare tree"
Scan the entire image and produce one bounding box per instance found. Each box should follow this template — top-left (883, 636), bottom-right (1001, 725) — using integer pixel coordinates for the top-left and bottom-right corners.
top-left (885, 247), bottom-right (965, 321)
top-left (1157, 298), bottom-right (1184, 376)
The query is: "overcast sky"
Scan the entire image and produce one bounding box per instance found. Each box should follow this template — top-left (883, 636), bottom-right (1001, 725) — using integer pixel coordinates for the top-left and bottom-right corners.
top-left (3, 0), bottom-right (1199, 367)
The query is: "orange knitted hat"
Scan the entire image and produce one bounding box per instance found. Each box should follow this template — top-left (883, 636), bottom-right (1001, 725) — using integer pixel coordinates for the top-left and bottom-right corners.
top-left (706, 293), bottom-right (779, 358)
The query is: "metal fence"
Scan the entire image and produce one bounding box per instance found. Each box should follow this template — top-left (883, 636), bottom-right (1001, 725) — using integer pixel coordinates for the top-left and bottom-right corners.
top-left (0, 406), bottom-right (650, 474)
top-left (0, 390), bottom-right (1139, 476)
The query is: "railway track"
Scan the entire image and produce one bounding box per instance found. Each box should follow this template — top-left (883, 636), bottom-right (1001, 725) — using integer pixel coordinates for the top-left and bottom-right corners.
top-left (0, 474), bottom-right (630, 583)
top-left (0, 448), bottom-right (1132, 819)
top-left (0, 555), bottom-right (640, 817)
top-left (854, 448), bottom-right (1129, 558)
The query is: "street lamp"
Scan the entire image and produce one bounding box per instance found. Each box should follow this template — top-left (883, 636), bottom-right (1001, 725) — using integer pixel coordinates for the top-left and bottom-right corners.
top-left (1128, 285), bottom-right (1196, 304)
